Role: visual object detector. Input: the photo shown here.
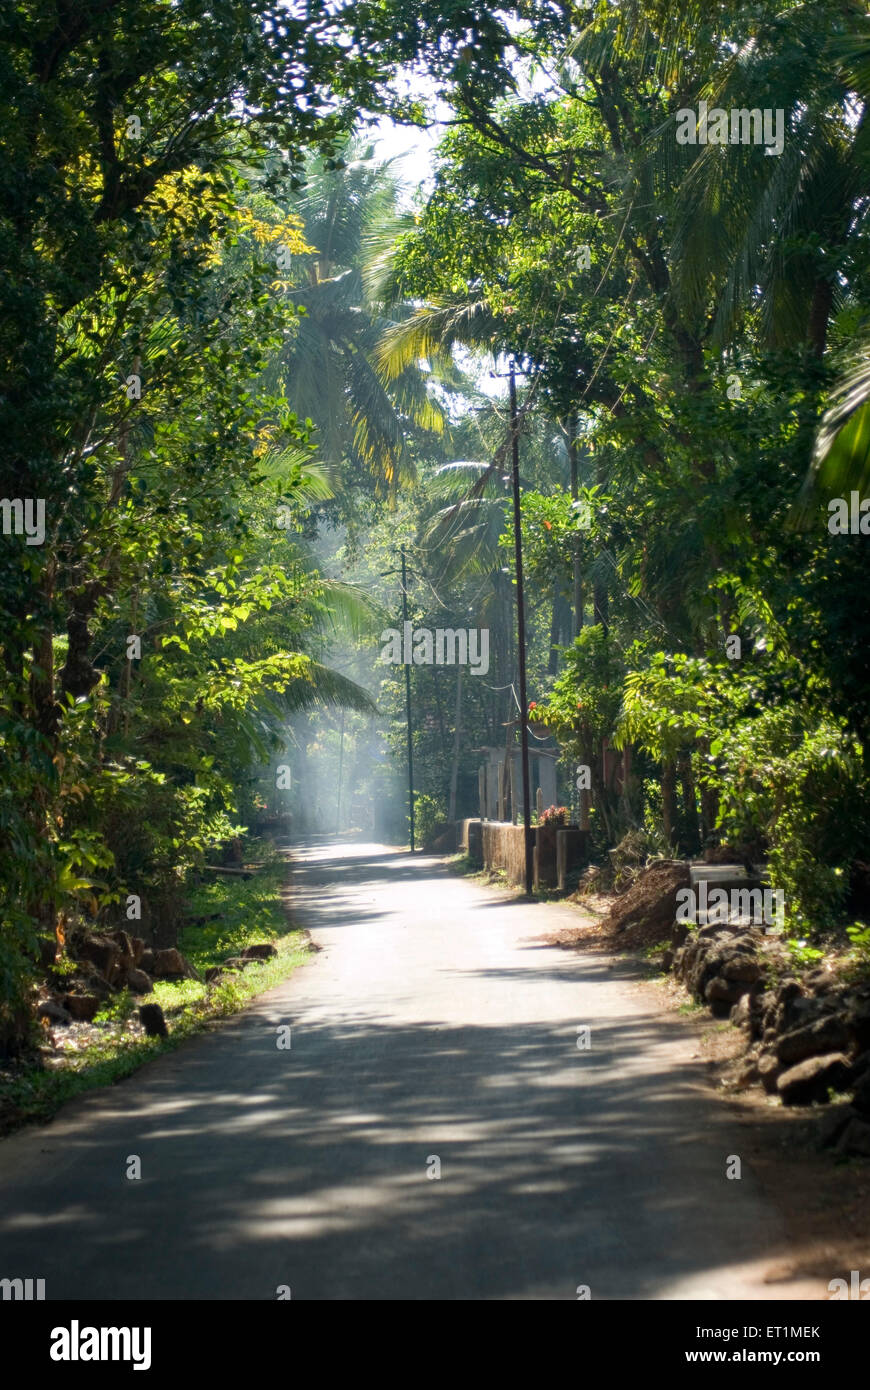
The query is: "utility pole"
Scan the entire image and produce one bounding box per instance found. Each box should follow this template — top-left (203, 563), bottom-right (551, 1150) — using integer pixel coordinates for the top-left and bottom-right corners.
top-left (401, 544), bottom-right (415, 852)
top-left (569, 411), bottom-right (584, 638)
top-left (509, 362), bottom-right (534, 895)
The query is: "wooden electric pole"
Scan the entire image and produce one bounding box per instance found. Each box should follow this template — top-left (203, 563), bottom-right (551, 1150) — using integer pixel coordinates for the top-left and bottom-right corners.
top-left (401, 544), bottom-right (415, 852)
top-left (509, 362), bottom-right (534, 895)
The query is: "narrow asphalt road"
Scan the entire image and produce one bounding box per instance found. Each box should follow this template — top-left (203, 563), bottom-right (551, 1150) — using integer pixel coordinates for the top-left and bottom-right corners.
top-left (0, 840), bottom-right (820, 1300)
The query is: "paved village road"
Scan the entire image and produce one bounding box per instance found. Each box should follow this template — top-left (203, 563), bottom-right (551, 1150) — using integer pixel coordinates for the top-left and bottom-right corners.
top-left (0, 841), bottom-right (821, 1300)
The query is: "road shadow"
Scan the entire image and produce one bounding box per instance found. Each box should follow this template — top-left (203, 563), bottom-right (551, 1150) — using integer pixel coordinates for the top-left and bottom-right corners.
top-left (0, 1005), bottom-right (827, 1300)
top-left (0, 839), bottom-right (835, 1301)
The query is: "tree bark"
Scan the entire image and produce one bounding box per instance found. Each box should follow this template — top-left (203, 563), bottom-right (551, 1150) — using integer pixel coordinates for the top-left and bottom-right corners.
top-left (448, 667), bottom-right (463, 822)
top-left (661, 757), bottom-right (678, 848)
top-left (677, 749), bottom-right (699, 854)
top-left (547, 581), bottom-right (561, 675)
top-left (809, 276), bottom-right (834, 359)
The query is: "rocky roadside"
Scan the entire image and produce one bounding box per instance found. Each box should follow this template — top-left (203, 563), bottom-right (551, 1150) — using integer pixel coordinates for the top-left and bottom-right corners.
top-left (531, 860), bottom-right (870, 1288)
top-left (38, 926), bottom-right (279, 1040)
top-left (669, 919), bottom-right (870, 1154)
top-left (557, 858), bottom-right (870, 1157)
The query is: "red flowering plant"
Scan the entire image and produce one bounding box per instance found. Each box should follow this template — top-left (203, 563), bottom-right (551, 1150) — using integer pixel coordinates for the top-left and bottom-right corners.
top-left (535, 804), bottom-right (571, 842)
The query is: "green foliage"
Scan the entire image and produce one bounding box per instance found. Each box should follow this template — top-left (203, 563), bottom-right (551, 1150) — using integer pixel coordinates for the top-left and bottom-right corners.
top-left (786, 940), bottom-right (826, 968)
top-left (846, 922), bottom-right (870, 964)
top-left (532, 627), bottom-right (624, 752)
top-left (503, 488), bottom-right (594, 591)
top-left (179, 856), bottom-right (289, 968)
top-left (4, 0), bottom-right (870, 1051)
top-left (414, 792), bottom-right (446, 846)
top-left (0, 865), bottom-right (308, 1132)
top-left (94, 989), bottom-right (136, 1026)
top-left (0, 6), bottom-right (409, 1050)
top-left (712, 707), bottom-right (867, 936)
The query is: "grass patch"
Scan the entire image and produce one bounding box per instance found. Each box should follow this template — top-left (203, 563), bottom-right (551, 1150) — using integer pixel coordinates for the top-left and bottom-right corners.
top-left (643, 939), bottom-right (670, 960)
top-left (446, 852), bottom-right (575, 900)
top-left (446, 853), bottom-right (480, 877)
top-left (446, 854), bottom-right (503, 885)
top-left (446, 855), bottom-right (519, 890)
top-left (0, 844), bottom-right (309, 1136)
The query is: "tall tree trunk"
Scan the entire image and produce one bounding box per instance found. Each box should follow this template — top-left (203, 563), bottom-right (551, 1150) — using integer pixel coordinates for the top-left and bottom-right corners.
top-left (661, 756), bottom-right (678, 849)
top-left (547, 581), bottom-right (560, 675)
top-left (30, 563), bottom-right (57, 740)
top-left (432, 665), bottom-right (448, 799)
top-left (593, 578), bottom-right (608, 632)
top-left (677, 749), bottom-right (699, 854)
top-left (448, 667), bottom-right (463, 822)
top-left (620, 744), bottom-right (634, 826)
top-left (809, 276), bottom-right (834, 359)
top-left (569, 413), bottom-right (584, 637)
top-left (697, 736), bottom-right (719, 847)
top-left (593, 457), bottom-right (608, 632)
top-left (28, 565), bottom-right (59, 932)
top-left (573, 560), bottom-right (584, 637)
top-left (592, 739), bottom-right (613, 842)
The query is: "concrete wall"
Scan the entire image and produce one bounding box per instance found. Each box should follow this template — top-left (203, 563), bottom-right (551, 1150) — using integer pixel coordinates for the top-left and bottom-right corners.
top-left (482, 821), bottom-right (536, 885)
top-left (457, 819), bottom-right (477, 853)
top-left (534, 834), bottom-right (557, 889)
top-left (557, 828), bottom-right (589, 889)
top-left (458, 819), bottom-right (588, 889)
top-left (457, 818), bottom-right (537, 886)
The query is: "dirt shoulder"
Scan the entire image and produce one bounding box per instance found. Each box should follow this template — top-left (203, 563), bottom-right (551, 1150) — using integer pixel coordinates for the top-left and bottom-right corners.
top-left (541, 897), bottom-right (870, 1293)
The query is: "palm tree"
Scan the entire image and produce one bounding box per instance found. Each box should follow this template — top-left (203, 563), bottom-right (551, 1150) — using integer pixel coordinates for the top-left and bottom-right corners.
top-left (262, 141), bottom-right (447, 500)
